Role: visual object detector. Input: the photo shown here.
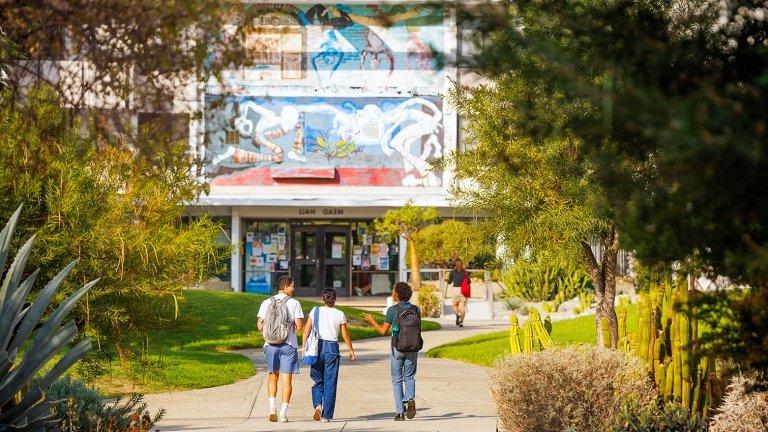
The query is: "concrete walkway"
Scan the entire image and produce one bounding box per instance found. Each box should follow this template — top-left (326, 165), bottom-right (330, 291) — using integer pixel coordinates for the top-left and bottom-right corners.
top-left (144, 319), bottom-right (506, 432)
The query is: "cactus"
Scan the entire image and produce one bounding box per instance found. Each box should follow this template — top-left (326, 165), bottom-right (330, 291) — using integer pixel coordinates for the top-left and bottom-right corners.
top-left (522, 320), bottom-right (537, 353)
top-left (0, 206), bottom-right (99, 431)
top-left (630, 277), bottom-right (714, 417)
top-left (528, 308), bottom-right (552, 349)
top-left (509, 315), bottom-right (522, 354)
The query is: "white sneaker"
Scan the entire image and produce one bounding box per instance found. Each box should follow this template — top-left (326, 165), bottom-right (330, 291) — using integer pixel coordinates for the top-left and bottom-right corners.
top-left (321, 418), bottom-right (331, 422)
top-left (279, 417), bottom-right (288, 423)
top-left (287, 151), bottom-right (306, 162)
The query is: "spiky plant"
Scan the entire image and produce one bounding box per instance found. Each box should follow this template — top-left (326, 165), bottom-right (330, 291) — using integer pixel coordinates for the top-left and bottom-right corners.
top-left (0, 206), bottom-right (98, 431)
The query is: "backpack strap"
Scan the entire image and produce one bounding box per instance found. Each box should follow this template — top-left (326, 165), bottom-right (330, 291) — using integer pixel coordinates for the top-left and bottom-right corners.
top-left (313, 306), bottom-right (320, 334)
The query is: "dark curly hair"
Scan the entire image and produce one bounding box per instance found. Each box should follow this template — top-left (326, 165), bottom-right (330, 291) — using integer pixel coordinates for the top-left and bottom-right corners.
top-left (393, 282), bottom-right (412, 302)
top-left (322, 288), bottom-right (337, 306)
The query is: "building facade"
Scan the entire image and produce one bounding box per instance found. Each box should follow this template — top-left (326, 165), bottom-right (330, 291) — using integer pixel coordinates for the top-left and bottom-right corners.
top-left (188, 1), bottom-right (463, 296)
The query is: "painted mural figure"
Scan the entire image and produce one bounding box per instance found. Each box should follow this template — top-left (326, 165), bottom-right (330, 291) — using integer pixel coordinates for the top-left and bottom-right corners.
top-left (311, 28), bottom-right (345, 83)
top-left (359, 30), bottom-right (394, 75)
top-left (212, 102), bottom-right (307, 165)
top-left (404, 31), bottom-right (433, 71)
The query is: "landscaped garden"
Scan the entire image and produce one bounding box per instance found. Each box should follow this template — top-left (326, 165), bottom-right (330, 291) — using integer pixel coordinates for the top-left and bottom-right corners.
top-left (92, 289), bottom-right (441, 394)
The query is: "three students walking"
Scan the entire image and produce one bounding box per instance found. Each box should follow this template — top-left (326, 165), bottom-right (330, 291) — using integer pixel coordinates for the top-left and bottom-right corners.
top-left (257, 278), bottom-right (424, 423)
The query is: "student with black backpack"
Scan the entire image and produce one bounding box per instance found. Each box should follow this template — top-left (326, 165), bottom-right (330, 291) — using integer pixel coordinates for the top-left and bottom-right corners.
top-left (363, 282), bottom-right (423, 421)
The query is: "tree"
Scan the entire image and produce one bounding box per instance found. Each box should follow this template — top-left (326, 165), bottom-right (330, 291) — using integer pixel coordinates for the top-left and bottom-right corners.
top-left (415, 219), bottom-right (495, 268)
top-left (375, 202), bottom-right (439, 289)
top-left (0, 87), bottom-right (228, 360)
top-left (463, 0), bottom-right (768, 367)
top-left (451, 74), bottom-right (621, 347)
top-left (0, 1), bottom-right (258, 117)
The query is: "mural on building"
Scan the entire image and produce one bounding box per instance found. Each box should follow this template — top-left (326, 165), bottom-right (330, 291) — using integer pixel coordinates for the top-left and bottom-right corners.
top-left (204, 95), bottom-right (443, 187)
top-left (218, 3), bottom-right (444, 93)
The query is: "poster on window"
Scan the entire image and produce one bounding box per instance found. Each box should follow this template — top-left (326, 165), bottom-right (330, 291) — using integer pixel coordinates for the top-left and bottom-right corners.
top-left (379, 256), bottom-right (390, 271)
top-left (246, 232), bottom-right (254, 243)
top-left (352, 255), bottom-right (362, 266)
top-left (378, 244), bottom-right (388, 257)
top-left (332, 242), bottom-right (343, 259)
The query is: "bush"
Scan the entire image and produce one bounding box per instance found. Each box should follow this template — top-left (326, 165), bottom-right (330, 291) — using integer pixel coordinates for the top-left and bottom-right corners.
top-left (414, 219), bottom-right (495, 268)
top-left (615, 403), bottom-right (709, 431)
top-left (490, 346), bottom-right (656, 432)
top-left (416, 285), bottom-right (441, 318)
top-left (501, 258), bottom-right (592, 301)
top-left (709, 373), bottom-right (768, 432)
top-left (504, 296), bottom-right (525, 312)
top-left (48, 376), bottom-right (165, 432)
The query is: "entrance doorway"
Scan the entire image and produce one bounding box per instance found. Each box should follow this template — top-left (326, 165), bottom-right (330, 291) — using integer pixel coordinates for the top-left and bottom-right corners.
top-left (291, 225), bottom-right (350, 297)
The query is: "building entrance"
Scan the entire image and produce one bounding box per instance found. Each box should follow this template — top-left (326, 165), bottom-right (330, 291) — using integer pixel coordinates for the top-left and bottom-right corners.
top-left (291, 225), bottom-right (350, 297)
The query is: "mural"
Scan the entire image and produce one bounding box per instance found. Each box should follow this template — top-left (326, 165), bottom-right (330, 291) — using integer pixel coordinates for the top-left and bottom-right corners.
top-left (204, 95), bottom-right (444, 187)
top-left (218, 3), bottom-right (445, 93)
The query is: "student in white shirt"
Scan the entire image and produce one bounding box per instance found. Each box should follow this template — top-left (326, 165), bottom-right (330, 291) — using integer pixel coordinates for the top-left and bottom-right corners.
top-left (257, 276), bottom-right (304, 423)
top-left (301, 288), bottom-right (356, 422)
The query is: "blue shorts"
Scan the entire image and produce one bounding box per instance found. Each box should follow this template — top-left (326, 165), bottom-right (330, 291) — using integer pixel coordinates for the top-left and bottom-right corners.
top-left (263, 343), bottom-right (300, 374)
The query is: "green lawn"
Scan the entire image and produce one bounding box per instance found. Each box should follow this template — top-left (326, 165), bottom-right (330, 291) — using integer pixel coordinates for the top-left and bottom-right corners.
top-left (94, 290), bottom-right (440, 395)
top-left (426, 304), bottom-right (637, 367)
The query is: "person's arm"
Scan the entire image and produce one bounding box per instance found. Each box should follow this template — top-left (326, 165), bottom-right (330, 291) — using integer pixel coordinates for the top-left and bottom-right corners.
top-left (257, 318), bottom-right (264, 331)
top-left (340, 323), bottom-right (355, 361)
top-left (362, 313), bottom-right (391, 336)
top-left (301, 312), bottom-right (313, 349)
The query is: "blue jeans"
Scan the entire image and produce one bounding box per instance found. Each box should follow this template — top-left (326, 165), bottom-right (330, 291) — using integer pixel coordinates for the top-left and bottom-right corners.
top-left (310, 340), bottom-right (340, 419)
top-left (390, 349), bottom-right (418, 414)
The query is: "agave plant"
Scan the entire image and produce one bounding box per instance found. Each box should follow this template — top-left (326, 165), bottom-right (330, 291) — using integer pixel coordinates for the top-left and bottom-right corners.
top-left (0, 206), bottom-right (98, 431)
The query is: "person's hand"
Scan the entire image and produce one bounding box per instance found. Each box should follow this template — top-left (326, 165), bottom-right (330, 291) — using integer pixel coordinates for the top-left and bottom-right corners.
top-left (362, 313), bottom-right (375, 325)
top-left (349, 350), bottom-right (356, 362)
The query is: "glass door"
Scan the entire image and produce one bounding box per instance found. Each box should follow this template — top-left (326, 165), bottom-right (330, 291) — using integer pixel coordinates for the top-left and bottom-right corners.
top-left (322, 226), bottom-right (349, 292)
top-left (292, 226), bottom-right (319, 297)
top-left (290, 225), bottom-right (350, 296)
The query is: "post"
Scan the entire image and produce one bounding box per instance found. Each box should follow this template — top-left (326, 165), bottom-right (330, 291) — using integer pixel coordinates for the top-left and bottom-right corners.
top-left (230, 207), bottom-right (242, 293)
top-left (399, 234), bottom-right (408, 283)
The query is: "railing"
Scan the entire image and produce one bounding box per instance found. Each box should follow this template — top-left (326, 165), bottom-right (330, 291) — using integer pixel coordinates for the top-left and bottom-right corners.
top-left (404, 268), bottom-right (494, 319)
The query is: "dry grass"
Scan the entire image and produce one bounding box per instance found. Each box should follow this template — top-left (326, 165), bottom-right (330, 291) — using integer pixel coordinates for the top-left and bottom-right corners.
top-left (490, 346), bottom-right (656, 432)
top-left (709, 373), bottom-right (768, 432)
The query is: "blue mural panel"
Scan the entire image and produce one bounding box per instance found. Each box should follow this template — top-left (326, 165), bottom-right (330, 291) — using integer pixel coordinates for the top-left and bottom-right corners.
top-left (204, 94), bottom-right (444, 187)
top-left (216, 3), bottom-right (445, 94)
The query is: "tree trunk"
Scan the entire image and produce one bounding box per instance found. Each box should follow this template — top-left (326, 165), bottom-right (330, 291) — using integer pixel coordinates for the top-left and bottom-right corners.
top-left (407, 237), bottom-right (422, 288)
top-left (580, 225), bottom-right (620, 348)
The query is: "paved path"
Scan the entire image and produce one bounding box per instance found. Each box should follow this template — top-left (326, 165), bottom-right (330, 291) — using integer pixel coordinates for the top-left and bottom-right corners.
top-left (145, 319), bottom-right (506, 432)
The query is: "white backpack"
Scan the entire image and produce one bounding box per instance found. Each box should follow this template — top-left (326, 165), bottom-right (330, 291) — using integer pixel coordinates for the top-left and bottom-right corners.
top-left (263, 296), bottom-right (291, 345)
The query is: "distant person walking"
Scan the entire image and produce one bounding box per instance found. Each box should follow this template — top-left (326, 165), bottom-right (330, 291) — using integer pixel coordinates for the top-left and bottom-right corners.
top-left (301, 288), bottom-right (356, 423)
top-left (257, 276), bottom-right (304, 423)
top-left (363, 282), bottom-right (423, 421)
top-left (448, 258), bottom-right (471, 327)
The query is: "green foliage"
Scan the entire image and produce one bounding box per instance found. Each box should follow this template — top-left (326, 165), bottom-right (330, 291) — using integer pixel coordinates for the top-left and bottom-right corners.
top-left (503, 296), bottom-right (525, 312)
top-left (501, 258), bottom-right (593, 302)
top-left (615, 403), bottom-right (709, 432)
top-left (48, 377), bottom-right (165, 432)
top-left (0, 88), bottom-right (229, 358)
top-left (416, 286), bottom-right (441, 318)
top-left (375, 201), bottom-right (439, 241)
top-left (469, 0), bottom-right (768, 290)
top-left (0, 206), bottom-right (97, 431)
top-left (630, 280), bottom-right (718, 417)
top-left (415, 220), bottom-right (495, 268)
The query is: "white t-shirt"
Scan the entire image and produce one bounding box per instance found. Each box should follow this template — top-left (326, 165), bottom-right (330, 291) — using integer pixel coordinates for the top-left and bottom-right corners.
top-left (308, 306), bottom-right (347, 342)
top-left (257, 293), bottom-right (304, 348)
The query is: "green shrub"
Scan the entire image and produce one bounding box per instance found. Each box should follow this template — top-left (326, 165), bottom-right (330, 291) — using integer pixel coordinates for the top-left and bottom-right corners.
top-left (490, 346), bottom-right (656, 432)
top-left (615, 403), bottom-right (709, 431)
top-left (48, 376), bottom-right (165, 432)
top-left (504, 296), bottom-right (525, 312)
top-left (414, 219), bottom-right (496, 268)
top-left (501, 258), bottom-right (593, 301)
top-left (416, 285), bottom-right (441, 318)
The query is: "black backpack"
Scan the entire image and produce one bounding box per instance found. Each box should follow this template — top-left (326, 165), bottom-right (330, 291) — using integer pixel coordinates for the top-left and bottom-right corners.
top-left (393, 304), bottom-right (423, 352)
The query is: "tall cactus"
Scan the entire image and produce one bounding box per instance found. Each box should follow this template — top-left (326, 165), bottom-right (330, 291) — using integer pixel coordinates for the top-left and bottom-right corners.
top-left (509, 315), bottom-right (522, 354)
top-left (0, 206), bottom-right (99, 431)
top-left (631, 276), bottom-right (713, 417)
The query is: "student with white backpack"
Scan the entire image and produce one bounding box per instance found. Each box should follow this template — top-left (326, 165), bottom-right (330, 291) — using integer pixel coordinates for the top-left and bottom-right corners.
top-left (257, 276), bottom-right (304, 423)
top-left (301, 288), bottom-right (355, 423)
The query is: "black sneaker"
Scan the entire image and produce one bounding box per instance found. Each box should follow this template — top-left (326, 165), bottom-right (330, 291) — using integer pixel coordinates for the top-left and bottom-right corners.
top-left (394, 413), bottom-right (405, 421)
top-left (405, 398), bottom-right (416, 419)
top-left (455, 315), bottom-right (460, 326)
